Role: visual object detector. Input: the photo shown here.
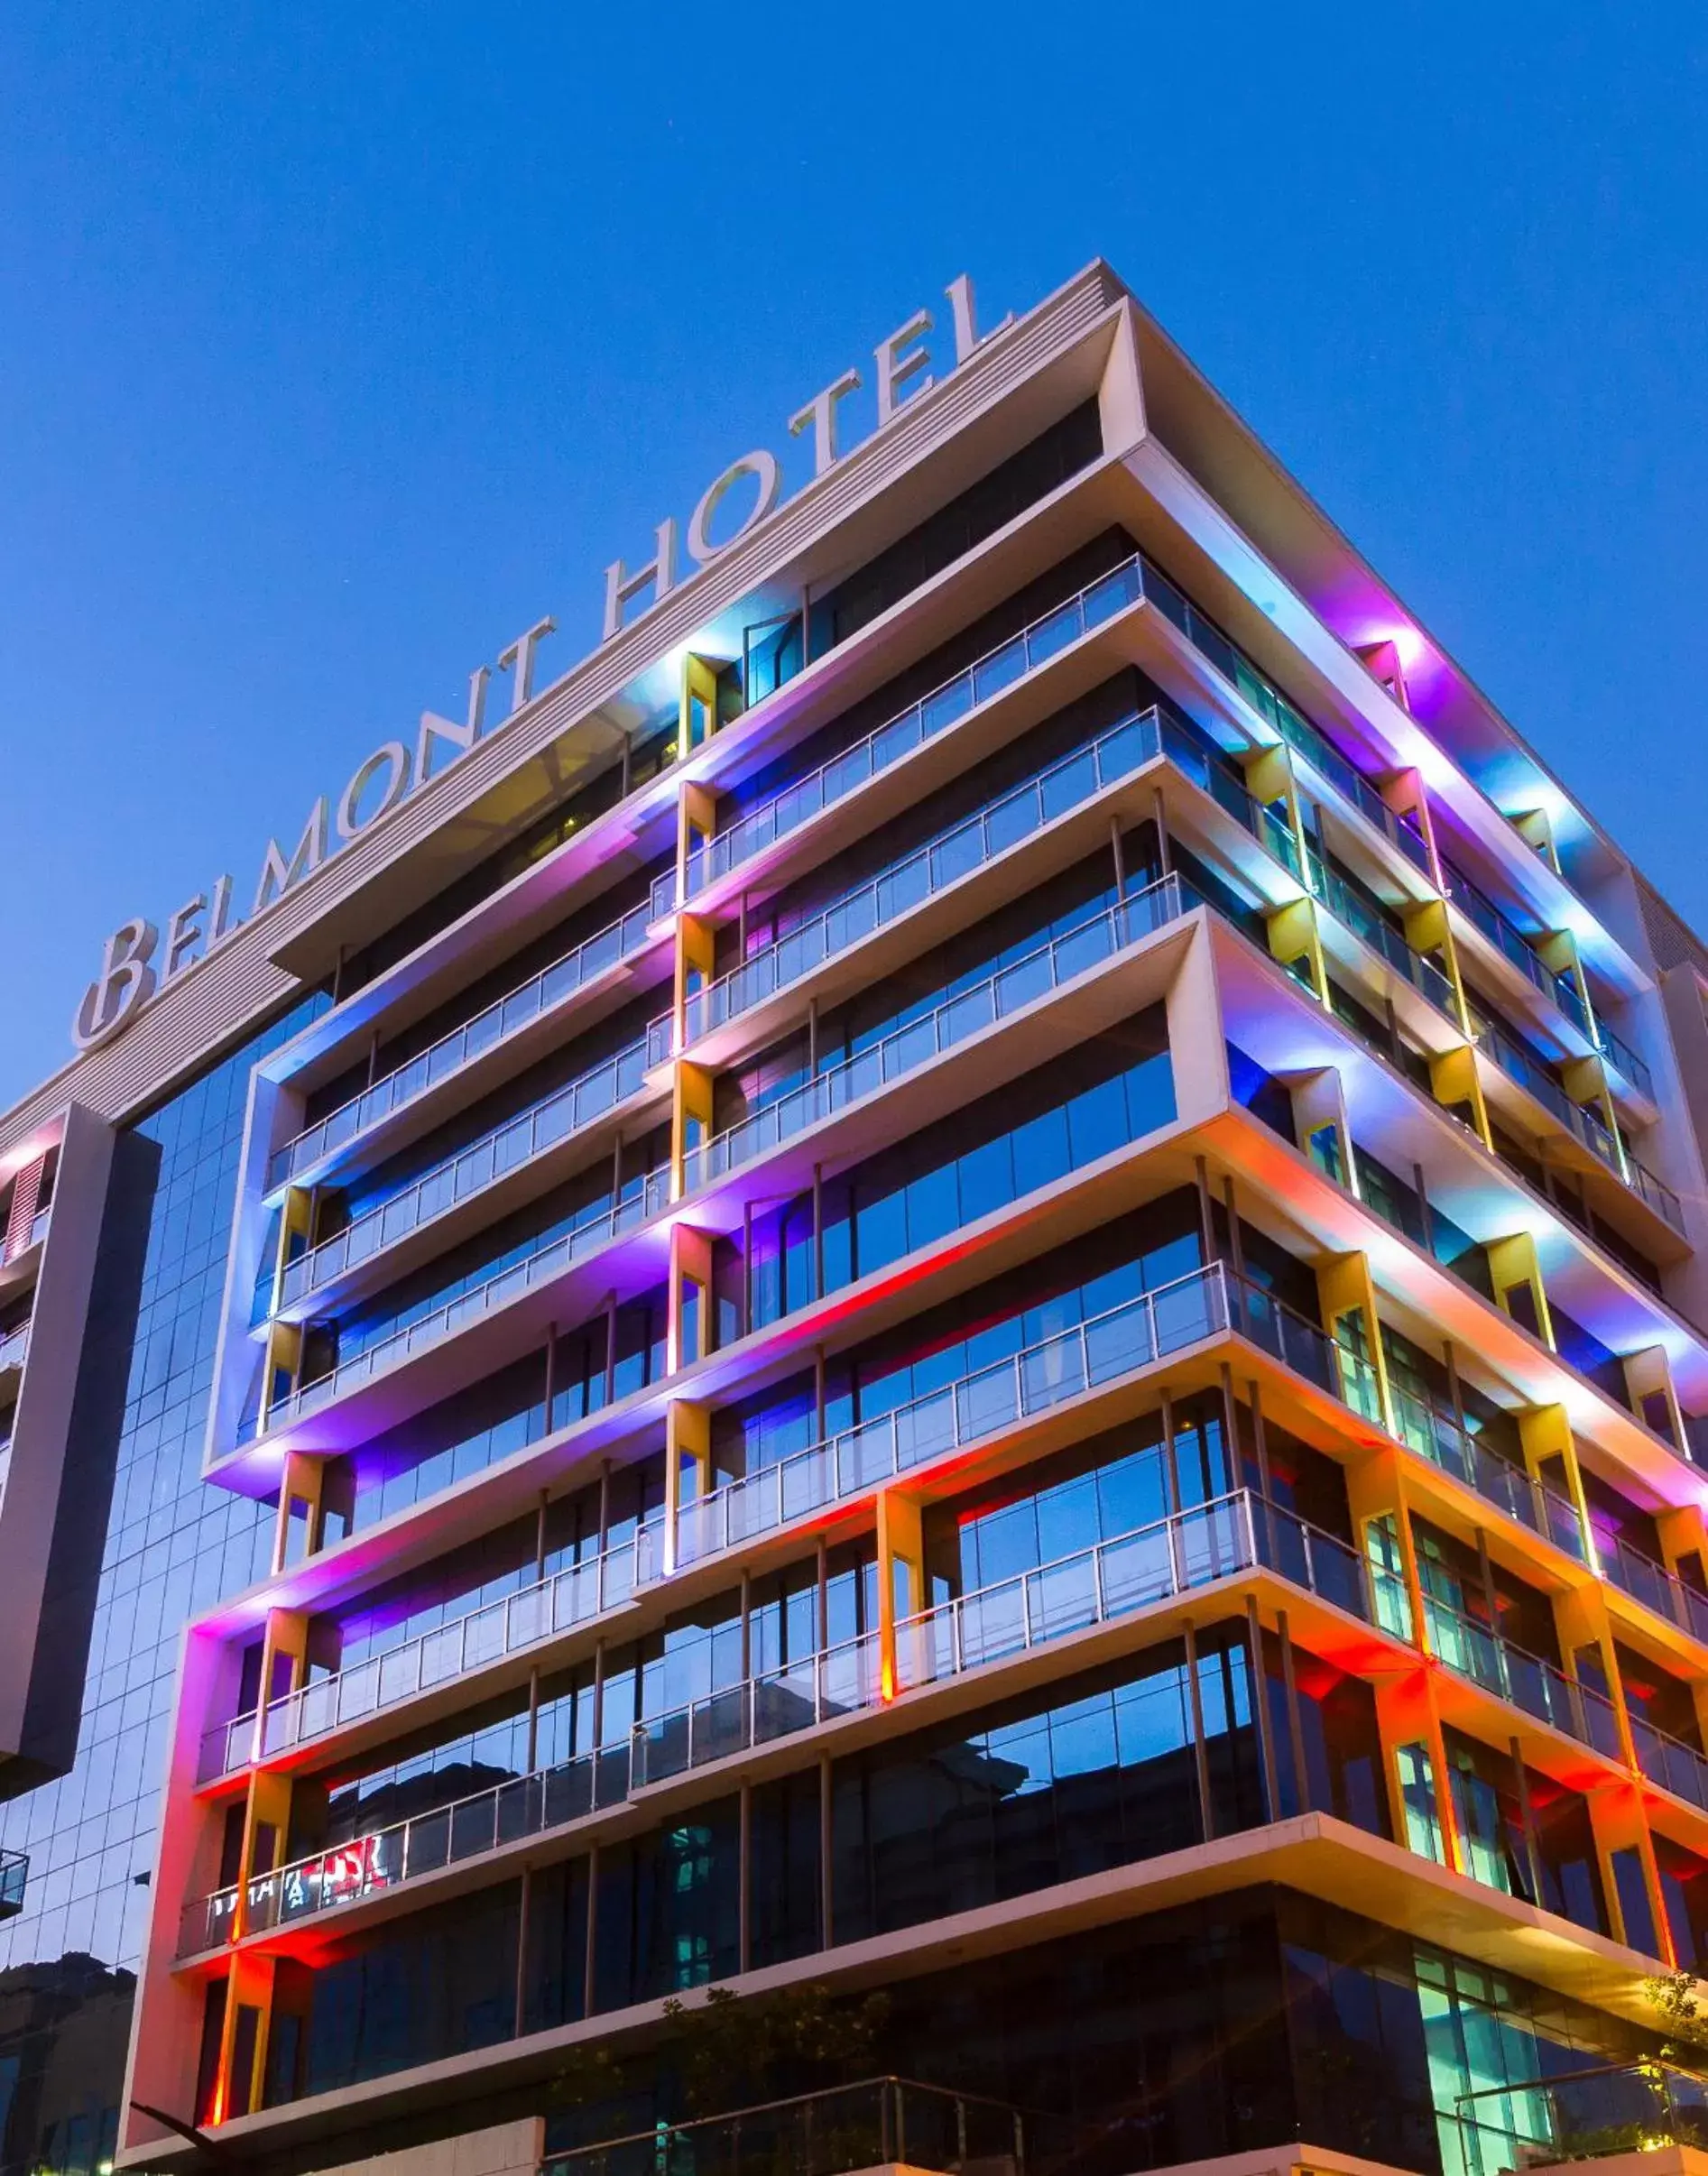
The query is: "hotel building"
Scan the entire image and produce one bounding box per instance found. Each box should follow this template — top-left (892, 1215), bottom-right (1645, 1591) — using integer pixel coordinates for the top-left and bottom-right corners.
top-left (5, 260), bottom-right (1708, 2176)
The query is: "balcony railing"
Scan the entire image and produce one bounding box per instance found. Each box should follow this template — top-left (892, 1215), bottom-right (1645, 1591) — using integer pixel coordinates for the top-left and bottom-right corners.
top-left (0, 1849), bottom-right (24, 1919)
top-left (541, 2076), bottom-right (1092, 2176)
top-left (1385, 1376), bottom-right (1586, 1562)
top-left (896, 1489), bottom-right (1373, 1693)
top-left (1595, 1014), bottom-right (1655, 1102)
top-left (0, 1323), bottom-right (28, 1376)
top-left (1288, 721), bottom-right (1434, 878)
top-left (1443, 857), bottom-right (1586, 1019)
top-left (1422, 1593), bottom-right (1623, 1759)
top-left (198, 1544), bottom-right (646, 1783)
top-left (1457, 2059), bottom-right (1708, 2176)
top-left (683, 704), bottom-right (1192, 1047)
top-left (1474, 1015), bottom-right (1685, 1230)
top-left (275, 1036), bottom-right (653, 1313)
top-left (266, 899), bottom-right (658, 1191)
top-left (1630, 1711), bottom-right (1708, 1815)
top-left (683, 872), bottom-right (1201, 1194)
top-left (1598, 1529), bottom-right (1708, 1647)
top-left (249, 1169), bottom-right (671, 1440)
top-left (1305, 849), bottom-right (1460, 1019)
top-left (179, 1485), bottom-right (1357, 1954)
top-left (687, 555), bottom-right (1170, 899)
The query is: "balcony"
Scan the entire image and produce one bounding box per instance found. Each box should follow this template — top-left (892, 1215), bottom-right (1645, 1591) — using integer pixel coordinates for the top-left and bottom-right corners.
top-left (1384, 1375), bottom-right (1587, 1563)
top-left (679, 704), bottom-right (1214, 1053)
top-left (1277, 707), bottom-right (1435, 883)
top-left (0, 1321), bottom-right (28, 1380)
top-left (201, 1258), bottom-right (1288, 1784)
top-left (684, 871), bottom-right (1201, 1194)
top-left (178, 1484), bottom-right (1366, 1955)
top-left (250, 1168), bottom-right (671, 1441)
top-left (543, 2077), bottom-right (1092, 2176)
top-left (272, 1033), bottom-right (656, 1317)
top-left (1474, 1013), bottom-right (1684, 1233)
top-left (1599, 1531), bottom-right (1708, 1648)
top-left (1630, 1712), bottom-right (1708, 1817)
top-left (0, 1849), bottom-right (23, 1919)
top-left (1444, 855), bottom-right (1594, 1028)
top-left (1421, 1594), bottom-right (1623, 1760)
top-left (1303, 848), bottom-right (1461, 1026)
top-left (266, 898), bottom-right (659, 1194)
top-left (1457, 2060), bottom-right (1708, 2176)
top-left (683, 557), bottom-right (1168, 906)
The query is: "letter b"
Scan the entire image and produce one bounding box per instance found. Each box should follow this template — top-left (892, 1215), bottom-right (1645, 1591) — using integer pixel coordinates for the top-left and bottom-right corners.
top-left (72, 917), bottom-right (159, 1049)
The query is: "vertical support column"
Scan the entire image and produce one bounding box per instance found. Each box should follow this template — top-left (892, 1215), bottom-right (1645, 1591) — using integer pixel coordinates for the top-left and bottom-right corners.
top-left (1426, 1045), bottom-right (1494, 1150)
top-left (1622, 1346), bottom-right (1687, 1453)
top-left (1517, 1405), bottom-right (1593, 1563)
top-left (1555, 1581), bottom-right (1671, 1958)
top-left (1486, 1231), bottom-right (1556, 1350)
top-left (1315, 1251), bottom-right (1394, 1434)
top-left (876, 1487), bottom-right (924, 1702)
top-left (271, 1452), bottom-right (324, 1576)
top-left (663, 1399), bottom-right (710, 1577)
top-left (1289, 1067), bottom-right (1355, 1190)
top-left (1244, 743), bottom-right (1311, 877)
top-left (1403, 897), bottom-right (1474, 1038)
top-left (212, 1950), bottom-right (277, 2125)
top-left (678, 781), bottom-right (717, 912)
top-left (668, 1223), bottom-right (713, 1375)
top-left (679, 654), bottom-right (721, 758)
top-left (1511, 807), bottom-right (1562, 875)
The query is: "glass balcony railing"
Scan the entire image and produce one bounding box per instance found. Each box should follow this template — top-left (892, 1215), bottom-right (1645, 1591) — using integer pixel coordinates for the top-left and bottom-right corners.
top-left (179, 1483), bottom-right (1361, 1954)
top-left (266, 899), bottom-right (658, 1191)
top-left (1286, 719), bottom-right (1434, 878)
top-left (1384, 1377), bottom-right (1586, 1561)
top-left (1421, 1593), bottom-right (1622, 1758)
top-left (671, 1260), bottom-right (1246, 1573)
top-left (1442, 857), bottom-right (1585, 1019)
top-left (1598, 1530), bottom-right (1708, 1647)
top-left (1595, 1014), bottom-right (1655, 1101)
top-left (683, 704), bottom-right (1201, 1046)
top-left (1305, 848), bottom-right (1460, 1019)
top-left (24, 1205), bottom-right (49, 1252)
top-left (897, 1489), bottom-right (1372, 1695)
top-left (203, 1258), bottom-right (1288, 1783)
top-left (1457, 2059), bottom-right (1708, 2176)
top-left (542, 2076), bottom-right (1092, 2176)
top-left (683, 872), bottom-right (1202, 1194)
top-left (1630, 1711), bottom-right (1708, 1815)
top-left (198, 1543), bottom-right (646, 1783)
top-left (1473, 1015), bottom-right (1683, 1229)
top-left (687, 557), bottom-right (1166, 900)
top-left (251, 1169), bottom-right (671, 1440)
top-left (0, 1323), bottom-right (29, 1376)
top-left (275, 1037), bottom-right (653, 1313)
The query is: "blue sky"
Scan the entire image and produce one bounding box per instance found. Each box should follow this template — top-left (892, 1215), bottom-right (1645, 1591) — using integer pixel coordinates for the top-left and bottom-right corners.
top-left (2, 4), bottom-right (1705, 1107)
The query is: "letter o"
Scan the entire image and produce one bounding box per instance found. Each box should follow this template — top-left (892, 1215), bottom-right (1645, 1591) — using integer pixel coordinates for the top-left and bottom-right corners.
top-left (336, 741), bottom-right (412, 842)
top-left (686, 450), bottom-right (782, 566)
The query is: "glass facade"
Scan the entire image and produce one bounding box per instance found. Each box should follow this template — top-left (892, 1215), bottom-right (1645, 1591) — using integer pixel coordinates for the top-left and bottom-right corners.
top-left (0, 995), bottom-right (324, 2174)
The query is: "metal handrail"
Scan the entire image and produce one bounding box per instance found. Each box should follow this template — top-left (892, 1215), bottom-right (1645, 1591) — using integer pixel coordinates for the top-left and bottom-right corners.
top-left (688, 555), bottom-right (1164, 899)
top-left (267, 898), bottom-right (658, 1191)
top-left (684, 703), bottom-right (1182, 1044)
top-left (276, 1033), bottom-right (656, 1312)
top-left (179, 1484), bottom-right (1356, 1953)
top-left (250, 1169), bottom-right (671, 1439)
top-left (683, 872), bottom-right (1199, 1194)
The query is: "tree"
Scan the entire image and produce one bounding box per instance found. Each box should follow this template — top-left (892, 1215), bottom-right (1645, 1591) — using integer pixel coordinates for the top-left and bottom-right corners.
top-left (659, 1982), bottom-right (892, 2116)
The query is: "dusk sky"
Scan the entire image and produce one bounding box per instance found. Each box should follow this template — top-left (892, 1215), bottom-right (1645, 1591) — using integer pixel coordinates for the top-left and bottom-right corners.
top-left (3, 4), bottom-right (1705, 1108)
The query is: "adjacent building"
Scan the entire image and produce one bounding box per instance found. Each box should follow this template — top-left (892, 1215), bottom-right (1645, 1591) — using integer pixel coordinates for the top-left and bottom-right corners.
top-left (5, 260), bottom-right (1708, 2176)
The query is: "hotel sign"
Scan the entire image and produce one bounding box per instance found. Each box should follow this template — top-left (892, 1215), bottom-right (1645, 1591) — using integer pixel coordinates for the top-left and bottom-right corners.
top-left (73, 274), bottom-right (1012, 1052)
